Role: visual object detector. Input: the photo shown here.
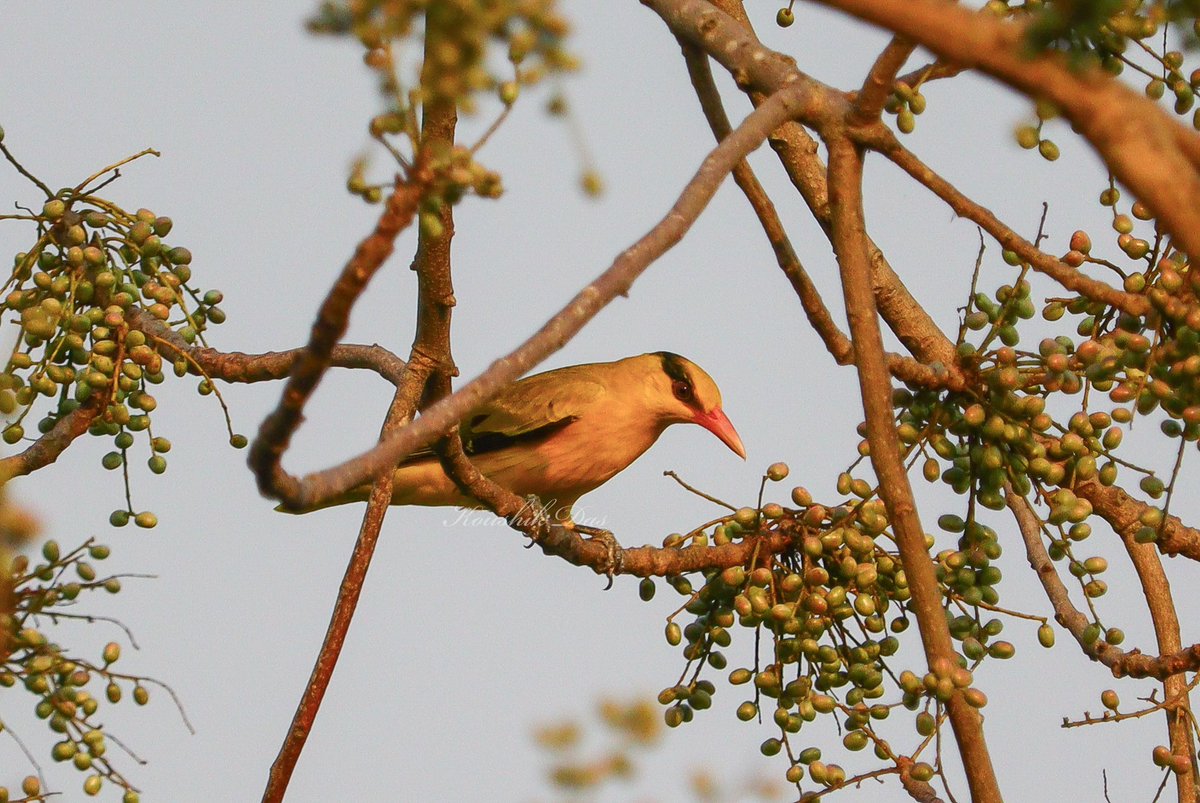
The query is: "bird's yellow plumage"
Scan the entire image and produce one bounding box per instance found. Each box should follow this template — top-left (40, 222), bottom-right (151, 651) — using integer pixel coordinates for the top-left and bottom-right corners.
top-left (286, 352), bottom-right (744, 523)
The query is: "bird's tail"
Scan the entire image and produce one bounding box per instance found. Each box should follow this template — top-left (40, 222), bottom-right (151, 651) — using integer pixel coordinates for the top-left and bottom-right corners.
top-left (273, 485), bottom-right (372, 515)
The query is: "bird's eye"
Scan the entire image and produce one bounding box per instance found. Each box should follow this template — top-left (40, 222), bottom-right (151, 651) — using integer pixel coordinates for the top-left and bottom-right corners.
top-left (672, 380), bottom-right (693, 402)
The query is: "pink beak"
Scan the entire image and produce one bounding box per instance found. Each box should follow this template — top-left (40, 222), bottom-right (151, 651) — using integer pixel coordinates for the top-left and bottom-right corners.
top-left (694, 407), bottom-right (746, 459)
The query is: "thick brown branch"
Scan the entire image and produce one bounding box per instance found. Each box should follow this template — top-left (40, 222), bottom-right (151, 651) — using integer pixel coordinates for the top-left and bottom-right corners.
top-left (812, 0), bottom-right (1200, 256)
top-left (1074, 477), bottom-right (1200, 562)
top-left (826, 135), bottom-right (1001, 802)
top-left (410, 79), bottom-right (460, 407)
top-left (540, 520), bottom-right (798, 578)
top-left (852, 36), bottom-right (916, 123)
top-left (1119, 529), bottom-right (1199, 800)
top-left (1008, 488), bottom-right (1200, 681)
top-left (1114, 646), bottom-right (1200, 681)
top-left (249, 173), bottom-right (430, 506)
top-left (1080, 461), bottom-right (1198, 798)
top-left (645, 0), bottom-right (831, 105)
top-left (0, 395), bottom-right (105, 480)
top-left (267, 85), bottom-right (811, 511)
top-left (261, 389), bottom-right (408, 803)
top-left (126, 307), bottom-right (408, 386)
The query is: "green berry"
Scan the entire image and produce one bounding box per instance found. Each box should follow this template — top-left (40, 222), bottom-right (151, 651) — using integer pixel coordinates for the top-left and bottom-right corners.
top-left (42, 199), bottom-right (67, 220)
top-left (1015, 125), bottom-right (1039, 149)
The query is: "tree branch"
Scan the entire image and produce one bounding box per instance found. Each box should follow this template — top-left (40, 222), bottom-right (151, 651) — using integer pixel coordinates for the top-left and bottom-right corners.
top-left (677, 39), bottom-right (852, 360)
top-left (260, 387), bottom-right (409, 803)
top-left (1008, 488), bottom-right (1200, 681)
top-left (1118, 526), bottom-right (1199, 801)
top-left (867, 129), bottom-right (1148, 317)
top-left (664, 0), bottom-right (966, 376)
top-left (263, 84), bottom-right (811, 511)
top-left (895, 59), bottom-right (966, 90)
top-left (263, 51), bottom-right (463, 801)
top-left (811, 0), bottom-right (1200, 256)
top-left (1074, 477), bottom-right (1200, 563)
top-left (126, 307), bottom-right (408, 386)
top-left (826, 133), bottom-right (1001, 802)
top-left (249, 171), bottom-right (431, 505)
top-left (676, 36), bottom-right (964, 391)
top-left (852, 36), bottom-right (916, 123)
top-left (0, 395), bottom-right (106, 480)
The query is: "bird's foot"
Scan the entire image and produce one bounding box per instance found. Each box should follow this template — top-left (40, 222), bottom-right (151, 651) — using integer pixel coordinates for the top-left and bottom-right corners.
top-left (573, 524), bottom-right (624, 590)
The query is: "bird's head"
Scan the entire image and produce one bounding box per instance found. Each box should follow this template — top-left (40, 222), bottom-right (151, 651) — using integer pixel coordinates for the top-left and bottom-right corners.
top-left (643, 352), bottom-right (746, 459)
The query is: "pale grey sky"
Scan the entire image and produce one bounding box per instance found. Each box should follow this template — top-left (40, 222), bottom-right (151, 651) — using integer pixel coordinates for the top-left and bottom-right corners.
top-left (2, 3), bottom-right (1195, 801)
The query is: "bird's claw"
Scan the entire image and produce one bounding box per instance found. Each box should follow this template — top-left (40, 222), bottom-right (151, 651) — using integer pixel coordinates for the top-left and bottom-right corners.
top-left (517, 495), bottom-right (552, 548)
top-left (574, 524), bottom-right (624, 590)
top-left (515, 498), bottom-right (623, 587)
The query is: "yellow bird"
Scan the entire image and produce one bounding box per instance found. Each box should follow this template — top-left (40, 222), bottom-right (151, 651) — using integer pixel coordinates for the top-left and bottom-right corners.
top-left (295, 352), bottom-right (744, 524)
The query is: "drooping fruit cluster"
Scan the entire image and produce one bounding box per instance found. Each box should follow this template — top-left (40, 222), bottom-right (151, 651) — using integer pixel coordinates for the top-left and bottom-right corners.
top-left (2, 171), bottom-right (232, 526)
top-left (533, 697), bottom-right (661, 792)
top-left (310, 1), bottom-right (580, 208)
top-left (643, 466), bottom-right (1009, 796)
top-left (2, 537), bottom-right (157, 802)
top-left (884, 81), bottom-right (928, 135)
top-left (996, 0), bottom-right (1200, 160)
top-left (308, 0), bottom-right (576, 112)
top-left (1040, 215), bottom-right (1200, 451)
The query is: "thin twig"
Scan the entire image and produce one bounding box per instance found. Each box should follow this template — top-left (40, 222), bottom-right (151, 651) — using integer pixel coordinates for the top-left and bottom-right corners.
top-left (663, 470), bottom-right (737, 511)
top-left (72, 148), bottom-right (160, 194)
top-left (0, 140), bottom-right (53, 197)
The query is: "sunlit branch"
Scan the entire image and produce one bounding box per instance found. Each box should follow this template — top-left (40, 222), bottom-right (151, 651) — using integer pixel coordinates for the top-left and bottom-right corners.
top-left (261, 83), bottom-right (811, 512)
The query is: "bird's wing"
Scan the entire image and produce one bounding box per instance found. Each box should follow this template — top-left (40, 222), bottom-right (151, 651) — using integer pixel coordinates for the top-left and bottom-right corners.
top-left (398, 368), bottom-right (606, 464)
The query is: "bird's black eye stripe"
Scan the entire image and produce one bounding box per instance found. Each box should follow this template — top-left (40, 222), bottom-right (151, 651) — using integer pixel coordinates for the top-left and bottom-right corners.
top-left (656, 351), bottom-right (690, 383)
top-left (657, 352), bottom-right (700, 408)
